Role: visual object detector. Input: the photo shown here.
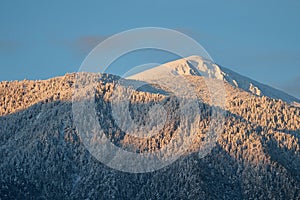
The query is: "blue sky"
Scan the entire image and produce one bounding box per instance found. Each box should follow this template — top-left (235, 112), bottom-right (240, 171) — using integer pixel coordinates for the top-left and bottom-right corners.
top-left (0, 0), bottom-right (299, 98)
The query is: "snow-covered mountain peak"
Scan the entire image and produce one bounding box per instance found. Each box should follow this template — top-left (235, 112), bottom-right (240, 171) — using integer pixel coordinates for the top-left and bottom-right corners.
top-left (127, 55), bottom-right (224, 80)
top-left (127, 56), bottom-right (299, 105)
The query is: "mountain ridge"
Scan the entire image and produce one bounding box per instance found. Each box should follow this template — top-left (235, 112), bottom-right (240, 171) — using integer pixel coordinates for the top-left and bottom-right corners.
top-left (0, 61), bottom-right (300, 199)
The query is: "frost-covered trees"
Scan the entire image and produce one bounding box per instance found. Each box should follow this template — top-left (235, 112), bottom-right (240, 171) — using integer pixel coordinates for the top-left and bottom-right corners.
top-left (0, 73), bottom-right (299, 199)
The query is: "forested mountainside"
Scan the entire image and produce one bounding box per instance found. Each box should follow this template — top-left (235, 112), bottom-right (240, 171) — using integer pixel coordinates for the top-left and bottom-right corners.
top-left (0, 73), bottom-right (299, 199)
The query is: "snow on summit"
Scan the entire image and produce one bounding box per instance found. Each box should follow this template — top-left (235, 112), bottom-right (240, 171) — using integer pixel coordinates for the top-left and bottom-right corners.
top-left (127, 55), bottom-right (300, 105)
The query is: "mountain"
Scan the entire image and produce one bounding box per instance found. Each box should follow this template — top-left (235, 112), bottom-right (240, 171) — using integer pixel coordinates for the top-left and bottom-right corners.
top-left (0, 58), bottom-right (300, 199)
top-left (128, 55), bottom-right (300, 105)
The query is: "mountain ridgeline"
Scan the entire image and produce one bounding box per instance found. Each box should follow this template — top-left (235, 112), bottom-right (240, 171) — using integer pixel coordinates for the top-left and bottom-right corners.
top-left (0, 57), bottom-right (300, 199)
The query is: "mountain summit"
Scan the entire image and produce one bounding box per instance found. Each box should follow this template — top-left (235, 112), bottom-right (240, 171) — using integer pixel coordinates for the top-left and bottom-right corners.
top-left (128, 55), bottom-right (299, 105)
